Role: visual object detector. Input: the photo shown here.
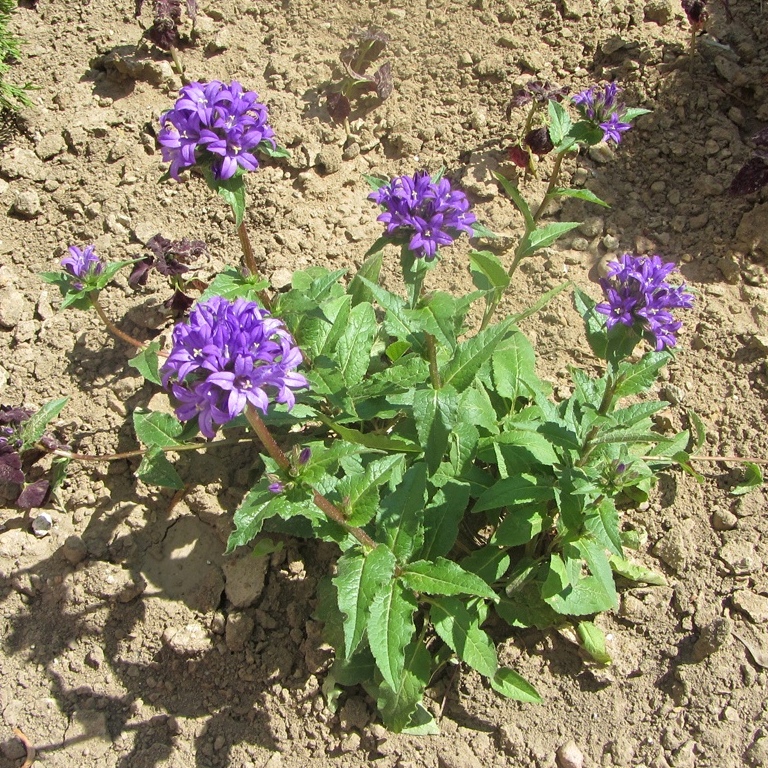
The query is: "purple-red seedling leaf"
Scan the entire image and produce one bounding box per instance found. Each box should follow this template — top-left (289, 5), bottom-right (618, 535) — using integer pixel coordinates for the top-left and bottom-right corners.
top-left (129, 257), bottom-right (154, 288)
top-left (148, 18), bottom-right (179, 50)
top-left (0, 451), bottom-right (25, 485)
top-left (155, 0), bottom-right (183, 21)
top-left (39, 434), bottom-right (69, 452)
top-left (17, 479), bottom-right (50, 510)
top-left (327, 91), bottom-right (351, 124)
top-left (164, 289), bottom-right (195, 317)
top-left (373, 62), bottom-right (394, 100)
top-left (729, 157), bottom-right (768, 196)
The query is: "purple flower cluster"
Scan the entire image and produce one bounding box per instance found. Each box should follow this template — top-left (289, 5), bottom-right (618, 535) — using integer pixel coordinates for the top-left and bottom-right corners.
top-left (369, 171), bottom-right (476, 260)
top-left (158, 80), bottom-right (276, 181)
top-left (572, 83), bottom-right (632, 144)
top-left (61, 245), bottom-right (103, 290)
top-left (596, 254), bottom-right (694, 350)
top-left (161, 296), bottom-right (308, 438)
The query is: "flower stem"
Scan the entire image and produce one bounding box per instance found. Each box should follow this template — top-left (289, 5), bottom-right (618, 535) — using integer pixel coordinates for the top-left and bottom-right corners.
top-left (688, 27), bottom-right (697, 76)
top-left (533, 150), bottom-right (566, 222)
top-left (237, 221), bottom-right (272, 310)
top-left (244, 406), bottom-right (377, 550)
top-left (425, 333), bottom-right (442, 389)
top-left (89, 293), bottom-right (145, 349)
top-left (169, 45), bottom-right (188, 84)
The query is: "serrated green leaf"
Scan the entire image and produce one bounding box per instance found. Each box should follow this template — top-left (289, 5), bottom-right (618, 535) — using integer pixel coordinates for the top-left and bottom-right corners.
top-left (470, 250), bottom-right (510, 294)
top-left (461, 546), bottom-right (510, 584)
top-left (491, 667), bottom-right (542, 703)
top-left (364, 174), bottom-right (389, 191)
top-left (349, 250), bottom-right (384, 307)
top-left (441, 319), bottom-right (513, 393)
top-left (420, 481), bottom-right (470, 560)
top-left (493, 429), bottom-right (559, 471)
top-left (614, 351), bottom-right (671, 399)
top-left (336, 301), bottom-right (377, 387)
top-left (421, 291), bottom-right (463, 350)
top-left (386, 340), bottom-right (411, 361)
top-left (317, 414), bottom-right (420, 454)
top-left (461, 385), bottom-right (499, 435)
top-left (20, 397), bottom-right (69, 451)
top-left (258, 140), bottom-right (291, 159)
top-left (358, 277), bottom-right (426, 352)
top-left (577, 621), bottom-right (611, 664)
top-left (623, 107), bottom-right (652, 122)
top-left (377, 637), bottom-right (433, 732)
top-left (493, 171), bottom-right (533, 230)
top-left (470, 221), bottom-right (499, 239)
top-left (551, 187), bottom-right (610, 207)
top-left (368, 578), bottom-right (418, 689)
top-left (609, 554), bottom-right (666, 586)
top-left (518, 221), bottom-right (581, 259)
top-left (133, 409), bottom-right (183, 448)
top-left (413, 385), bottom-right (459, 475)
top-left (137, 447), bottom-right (185, 489)
top-left (430, 595), bottom-right (498, 679)
top-left (510, 280), bottom-right (572, 326)
top-left (334, 545), bottom-right (397, 658)
top-left (376, 462), bottom-right (428, 563)
top-left (402, 557), bottom-right (498, 601)
top-left (731, 462), bottom-right (764, 496)
top-left (128, 341), bottom-right (162, 386)
top-left (568, 120), bottom-right (604, 146)
top-left (548, 99), bottom-right (572, 146)
top-left (611, 401), bottom-right (668, 428)
top-left (205, 170), bottom-right (246, 226)
top-left (492, 327), bottom-right (536, 401)
top-left (584, 497), bottom-right (623, 557)
top-left (200, 267), bottom-right (268, 303)
top-left (573, 286), bottom-right (609, 360)
top-left (473, 474), bottom-right (554, 514)
top-left (338, 454), bottom-right (406, 527)
top-left (491, 506), bottom-right (546, 547)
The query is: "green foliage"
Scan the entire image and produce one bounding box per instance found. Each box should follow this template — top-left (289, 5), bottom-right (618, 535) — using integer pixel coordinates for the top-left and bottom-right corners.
top-left (0, 0), bottom-right (32, 112)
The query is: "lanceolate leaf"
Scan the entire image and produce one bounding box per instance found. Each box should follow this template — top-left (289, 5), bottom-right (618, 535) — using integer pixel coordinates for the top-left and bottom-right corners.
top-left (441, 319), bottom-right (513, 393)
top-left (493, 171), bottom-right (534, 230)
top-left (551, 187), bottom-right (609, 208)
top-left (377, 636), bottom-right (433, 732)
top-left (334, 545), bottom-right (397, 658)
top-left (376, 462), bottom-right (428, 563)
top-left (128, 341), bottom-right (162, 386)
top-left (420, 481), bottom-right (470, 560)
top-left (430, 595), bottom-right (498, 679)
top-left (490, 667), bottom-right (542, 703)
top-left (401, 557), bottom-right (498, 601)
top-left (348, 249), bottom-right (384, 306)
top-left (200, 267), bottom-right (268, 303)
top-left (133, 409), bottom-right (184, 448)
top-left (473, 474), bottom-right (554, 514)
top-left (19, 397), bottom-right (69, 451)
top-left (337, 454), bottom-right (406, 527)
top-left (577, 620), bottom-right (612, 664)
top-left (614, 351), bottom-right (671, 399)
top-left (336, 301), bottom-right (377, 387)
top-left (470, 250), bottom-right (510, 294)
top-left (137, 447), bottom-right (185, 490)
top-left (492, 328), bottom-right (536, 402)
top-left (518, 221), bottom-right (581, 259)
top-left (368, 578), bottom-right (418, 689)
top-left (412, 385), bottom-right (459, 475)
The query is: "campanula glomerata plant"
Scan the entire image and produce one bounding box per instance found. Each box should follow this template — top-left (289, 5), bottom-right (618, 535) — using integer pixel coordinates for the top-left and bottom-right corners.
top-left (36, 75), bottom-right (709, 734)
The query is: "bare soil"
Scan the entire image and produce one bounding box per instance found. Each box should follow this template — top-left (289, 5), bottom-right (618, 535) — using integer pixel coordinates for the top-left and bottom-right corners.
top-left (1, 1), bottom-right (768, 766)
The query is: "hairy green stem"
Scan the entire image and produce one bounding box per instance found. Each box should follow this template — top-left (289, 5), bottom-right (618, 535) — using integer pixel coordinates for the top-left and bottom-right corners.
top-left (89, 293), bottom-right (145, 349)
top-left (169, 45), bottom-right (188, 84)
top-left (236, 221), bottom-right (272, 310)
top-left (577, 372), bottom-right (619, 467)
top-left (425, 333), bottom-right (442, 389)
top-left (533, 150), bottom-right (566, 222)
top-left (244, 406), bottom-right (376, 550)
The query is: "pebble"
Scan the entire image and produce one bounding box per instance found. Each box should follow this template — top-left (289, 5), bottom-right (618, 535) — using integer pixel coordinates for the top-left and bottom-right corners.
top-left (12, 189), bottom-right (42, 218)
top-left (31, 513), bottom-right (53, 537)
top-left (162, 622), bottom-right (213, 655)
top-left (711, 508), bottom-right (738, 531)
top-left (0, 147), bottom-right (46, 180)
top-left (270, 268), bottom-right (293, 290)
top-left (644, 0), bottom-right (673, 24)
top-left (62, 535), bottom-right (88, 565)
top-left (315, 146), bottom-right (343, 174)
top-left (588, 143), bottom-right (615, 164)
top-left (733, 590), bottom-right (768, 623)
top-left (693, 617), bottom-right (732, 661)
top-left (0, 287), bottom-right (26, 328)
top-left (225, 612), bottom-right (254, 651)
top-left (556, 740), bottom-right (585, 768)
top-left (339, 732), bottom-right (361, 753)
top-left (86, 646), bottom-right (105, 669)
top-left (578, 216), bottom-right (604, 238)
top-left (718, 539), bottom-right (759, 575)
top-left (437, 743), bottom-right (483, 768)
top-left (653, 521), bottom-right (694, 573)
top-left (223, 552), bottom-right (269, 608)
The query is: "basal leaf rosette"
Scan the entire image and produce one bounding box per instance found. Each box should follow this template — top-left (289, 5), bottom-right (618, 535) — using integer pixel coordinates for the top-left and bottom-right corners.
top-left (161, 296), bottom-right (308, 438)
top-left (369, 170), bottom-right (476, 261)
top-left (596, 253), bottom-right (694, 351)
top-left (158, 79), bottom-right (277, 181)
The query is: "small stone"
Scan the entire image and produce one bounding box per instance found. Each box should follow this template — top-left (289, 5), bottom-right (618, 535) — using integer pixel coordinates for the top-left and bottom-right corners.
top-left (718, 539), bottom-right (759, 575)
top-left (386, 7), bottom-right (406, 19)
top-left (499, 723), bottom-right (525, 758)
top-left (270, 268), bottom-right (293, 290)
top-left (315, 146), bottom-right (343, 174)
top-left (31, 513), bottom-right (53, 537)
top-left (470, 109), bottom-right (487, 130)
top-left (458, 51), bottom-right (474, 66)
top-left (339, 732), bottom-right (361, 753)
top-left (163, 622), bottom-right (213, 655)
top-left (578, 216), bottom-right (604, 238)
top-left (556, 740), bottom-right (585, 768)
top-left (733, 590), bottom-right (768, 623)
top-left (660, 384), bottom-right (686, 405)
top-left (0, 736), bottom-right (27, 760)
top-left (86, 646), bottom-right (105, 669)
top-left (62, 535), bottom-right (88, 565)
top-left (36, 290), bottom-right (54, 321)
top-left (437, 742), bottom-right (483, 768)
top-left (653, 521), bottom-right (694, 573)
top-left (225, 612), bottom-right (255, 651)
top-left (644, 0), bottom-right (673, 24)
top-left (342, 142), bottom-right (360, 161)
top-left (711, 508), bottom-right (738, 531)
top-left (223, 552), bottom-right (269, 608)
top-left (0, 147), bottom-right (46, 180)
top-left (746, 735), bottom-right (768, 767)
top-left (693, 617), bottom-right (731, 661)
top-left (671, 741), bottom-right (696, 768)
top-left (12, 189), bottom-right (42, 218)
top-left (588, 143), bottom-right (615, 164)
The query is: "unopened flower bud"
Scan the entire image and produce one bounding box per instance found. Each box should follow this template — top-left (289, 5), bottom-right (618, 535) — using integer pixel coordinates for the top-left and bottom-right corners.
top-left (524, 127), bottom-right (554, 157)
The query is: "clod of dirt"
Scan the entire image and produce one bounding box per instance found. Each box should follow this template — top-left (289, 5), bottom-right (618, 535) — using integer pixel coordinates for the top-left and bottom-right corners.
top-left (223, 551), bottom-right (269, 608)
top-left (693, 617), bottom-right (732, 661)
top-left (62, 534), bottom-right (88, 564)
top-left (733, 591), bottom-right (768, 624)
top-left (162, 621), bottom-right (212, 655)
top-left (224, 611), bottom-right (254, 651)
top-left (81, 561), bottom-right (147, 603)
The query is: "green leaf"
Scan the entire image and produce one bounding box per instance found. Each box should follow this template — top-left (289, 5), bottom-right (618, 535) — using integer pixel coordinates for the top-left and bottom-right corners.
top-left (364, 174), bottom-right (389, 191)
top-left (518, 221), bottom-right (581, 259)
top-left (687, 409), bottom-right (707, 451)
top-left (611, 401), bottom-right (669, 428)
top-left (492, 328), bottom-right (537, 402)
top-left (377, 637), bottom-right (433, 732)
top-left (402, 557), bottom-right (498, 601)
top-left (127, 341), bottom-right (162, 386)
top-left (550, 188), bottom-right (609, 208)
top-left (258, 140), bottom-right (291, 159)
top-left (349, 250), bottom-right (384, 306)
top-left (614, 351), bottom-right (671, 399)
top-left (136, 447), bottom-right (185, 489)
top-left (338, 454), bottom-right (407, 527)
top-left (317, 414), bottom-right (420, 454)
top-left (492, 506), bottom-right (546, 547)
top-left (493, 429), bottom-right (560, 472)
top-left (20, 397), bottom-right (69, 451)
top-left (441, 319), bottom-right (513, 393)
top-left (205, 169), bottom-right (246, 226)
top-left (386, 340), bottom-right (411, 362)
top-left (133, 409), bottom-right (184, 448)
top-left (376, 462), bottom-right (428, 563)
top-left (420, 481), bottom-right (470, 560)
top-left (493, 171), bottom-right (534, 230)
top-left (470, 250), bottom-right (510, 294)
top-left (473, 474), bottom-right (555, 514)
top-left (336, 301), bottom-right (377, 387)
top-left (573, 286), bottom-right (609, 360)
top-left (430, 595), bottom-right (498, 679)
top-left (577, 621), bottom-right (612, 664)
top-left (548, 100), bottom-right (572, 146)
top-left (368, 578), bottom-right (418, 689)
top-left (509, 280), bottom-right (572, 326)
top-left (584, 497), bottom-right (623, 557)
top-left (334, 545), bottom-right (397, 658)
top-left (623, 107), bottom-right (652, 122)
top-left (227, 481), bottom-right (299, 551)
top-left (200, 267), bottom-right (268, 303)
top-left (358, 277), bottom-right (426, 352)
top-left (568, 120), bottom-right (604, 146)
top-left (413, 385), bottom-right (459, 475)
top-left (461, 546), bottom-right (510, 584)
top-left (470, 221), bottom-right (499, 239)
top-left (491, 667), bottom-right (542, 703)
top-left (609, 554), bottom-right (666, 586)
top-left (92, 259), bottom-right (140, 292)
top-left (731, 462), bottom-right (764, 496)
